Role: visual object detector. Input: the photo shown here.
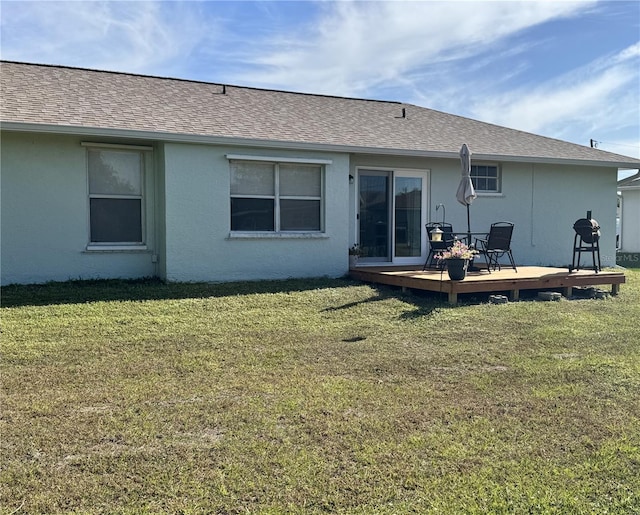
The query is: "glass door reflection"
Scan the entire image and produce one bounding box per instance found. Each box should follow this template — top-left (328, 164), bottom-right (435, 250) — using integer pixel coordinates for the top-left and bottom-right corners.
top-left (359, 171), bottom-right (391, 261)
top-left (394, 177), bottom-right (422, 258)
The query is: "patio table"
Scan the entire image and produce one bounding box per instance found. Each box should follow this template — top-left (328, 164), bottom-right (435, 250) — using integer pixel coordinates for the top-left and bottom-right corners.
top-left (452, 232), bottom-right (488, 245)
top-left (451, 232), bottom-right (490, 271)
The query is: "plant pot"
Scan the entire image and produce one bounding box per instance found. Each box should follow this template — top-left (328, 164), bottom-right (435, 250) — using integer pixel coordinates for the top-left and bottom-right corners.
top-left (349, 255), bottom-right (359, 268)
top-left (446, 258), bottom-right (468, 280)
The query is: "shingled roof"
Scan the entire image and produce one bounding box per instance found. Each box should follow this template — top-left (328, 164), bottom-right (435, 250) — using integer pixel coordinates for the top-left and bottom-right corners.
top-left (618, 172), bottom-right (640, 188)
top-left (2, 61), bottom-right (639, 168)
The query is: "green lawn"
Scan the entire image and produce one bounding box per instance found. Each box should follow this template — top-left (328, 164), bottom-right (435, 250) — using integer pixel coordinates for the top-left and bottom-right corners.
top-left (2, 271), bottom-right (639, 514)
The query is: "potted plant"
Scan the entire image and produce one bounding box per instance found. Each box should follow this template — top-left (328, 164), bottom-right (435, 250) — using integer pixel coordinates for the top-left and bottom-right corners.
top-left (349, 244), bottom-right (362, 268)
top-left (435, 240), bottom-right (478, 280)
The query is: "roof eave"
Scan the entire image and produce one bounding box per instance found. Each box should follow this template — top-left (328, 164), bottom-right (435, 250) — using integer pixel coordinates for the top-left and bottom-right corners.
top-left (618, 184), bottom-right (640, 190)
top-left (2, 121), bottom-right (639, 169)
top-left (470, 153), bottom-right (639, 169)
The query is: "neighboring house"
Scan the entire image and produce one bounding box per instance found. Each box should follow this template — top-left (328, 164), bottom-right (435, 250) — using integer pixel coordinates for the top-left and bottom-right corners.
top-left (2, 61), bottom-right (640, 285)
top-left (617, 171), bottom-right (640, 253)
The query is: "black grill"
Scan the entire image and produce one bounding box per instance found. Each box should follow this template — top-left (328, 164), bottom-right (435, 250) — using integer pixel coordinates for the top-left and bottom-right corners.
top-left (573, 218), bottom-right (600, 244)
top-left (570, 211), bottom-right (601, 272)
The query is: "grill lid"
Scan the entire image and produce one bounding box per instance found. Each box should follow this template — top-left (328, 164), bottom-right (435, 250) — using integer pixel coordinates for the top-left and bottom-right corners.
top-left (573, 211), bottom-right (600, 244)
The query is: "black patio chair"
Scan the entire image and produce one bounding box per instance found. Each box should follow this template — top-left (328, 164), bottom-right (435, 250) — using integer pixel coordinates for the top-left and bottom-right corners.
top-left (423, 222), bottom-right (455, 270)
top-left (474, 222), bottom-right (517, 273)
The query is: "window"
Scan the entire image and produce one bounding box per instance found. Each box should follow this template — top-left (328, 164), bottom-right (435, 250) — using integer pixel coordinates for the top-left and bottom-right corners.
top-left (471, 164), bottom-right (500, 193)
top-left (230, 161), bottom-right (323, 232)
top-left (88, 148), bottom-right (144, 244)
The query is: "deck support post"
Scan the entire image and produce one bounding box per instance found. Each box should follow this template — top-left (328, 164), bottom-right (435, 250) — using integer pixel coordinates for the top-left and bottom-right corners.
top-left (563, 286), bottom-right (573, 298)
top-left (448, 291), bottom-right (458, 305)
top-left (510, 289), bottom-right (520, 301)
top-left (612, 283), bottom-right (620, 296)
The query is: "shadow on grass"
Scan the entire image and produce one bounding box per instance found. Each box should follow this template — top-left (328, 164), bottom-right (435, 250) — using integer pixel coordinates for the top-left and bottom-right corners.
top-left (322, 294), bottom-right (389, 312)
top-left (323, 284), bottom-right (445, 319)
top-left (1, 276), bottom-right (363, 308)
top-left (2, 278), bottom-right (457, 318)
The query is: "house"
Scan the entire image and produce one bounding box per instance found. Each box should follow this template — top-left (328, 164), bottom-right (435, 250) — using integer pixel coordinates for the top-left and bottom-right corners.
top-left (2, 61), bottom-right (640, 286)
top-left (617, 171), bottom-right (640, 257)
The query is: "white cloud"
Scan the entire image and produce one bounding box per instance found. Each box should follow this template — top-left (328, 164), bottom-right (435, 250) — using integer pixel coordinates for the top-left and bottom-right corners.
top-left (0, 1), bottom-right (215, 75)
top-left (600, 138), bottom-right (640, 161)
top-left (236, 0), bottom-right (594, 96)
top-left (470, 42), bottom-right (640, 152)
top-left (611, 41), bottom-right (640, 63)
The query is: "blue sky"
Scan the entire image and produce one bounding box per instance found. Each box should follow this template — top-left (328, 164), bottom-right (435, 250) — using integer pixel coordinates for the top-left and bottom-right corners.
top-left (2, 0), bottom-right (639, 172)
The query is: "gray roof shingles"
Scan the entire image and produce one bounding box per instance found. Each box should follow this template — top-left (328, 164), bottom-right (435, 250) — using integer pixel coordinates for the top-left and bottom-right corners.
top-left (2, 61), bottom-right (639, 167)
top-left (618, 172), bottom-right (640, 187)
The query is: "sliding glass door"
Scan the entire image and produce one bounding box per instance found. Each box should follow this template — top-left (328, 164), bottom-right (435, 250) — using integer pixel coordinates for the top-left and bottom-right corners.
top-left (394, 176), bottom-right (423, 258)
top-left (358, 169), bottom-right (427, 264)
top-left (359, 171), bottom-right (391, 261)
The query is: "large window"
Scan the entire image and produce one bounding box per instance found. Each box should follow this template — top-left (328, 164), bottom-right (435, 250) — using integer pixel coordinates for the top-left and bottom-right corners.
top-left (88, 148), bottom-right (144, 244)
top-left (230, 161), bottom-right (323, 232)
top-left (471, 164), bottom-right (500, 193)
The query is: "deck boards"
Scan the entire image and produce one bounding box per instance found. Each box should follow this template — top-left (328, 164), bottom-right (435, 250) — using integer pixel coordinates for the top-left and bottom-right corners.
top-left (349, 266), bottom-right (625, 304)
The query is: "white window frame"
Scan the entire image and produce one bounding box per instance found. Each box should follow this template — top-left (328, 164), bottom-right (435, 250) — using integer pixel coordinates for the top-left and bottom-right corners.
top-left (84, 143), bottom-right (149, 250)
top-left (471, 163), bottom-right (501, 193)
top-left (229, 158), bottom-right (326, 234)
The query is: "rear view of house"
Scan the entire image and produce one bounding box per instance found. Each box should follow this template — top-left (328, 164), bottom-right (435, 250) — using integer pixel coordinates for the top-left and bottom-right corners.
top-left (2, 61), bottom-right (639, 285)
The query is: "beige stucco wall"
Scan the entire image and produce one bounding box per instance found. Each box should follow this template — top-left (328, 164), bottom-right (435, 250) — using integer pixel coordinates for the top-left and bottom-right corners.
top-left (161, 143), bottom-right (351, 282)
top-left (522, 163), bottom-right (618, 267)
top-left (350, 154), bottom-right (618, 268)
top-left (0, 130), bottom-right (619, 285)
top-left (620, 187), bottom-right (640, 252)
top-left (1, 132), bottom-right (157, 285)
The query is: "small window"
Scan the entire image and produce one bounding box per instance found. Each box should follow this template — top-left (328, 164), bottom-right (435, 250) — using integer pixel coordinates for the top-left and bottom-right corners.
top-left (88, 149), bottom-right (144, 244)
top-left (230, 161), bottom-right (323, 232)
top-left (471, 164), bottom-right (500, 193)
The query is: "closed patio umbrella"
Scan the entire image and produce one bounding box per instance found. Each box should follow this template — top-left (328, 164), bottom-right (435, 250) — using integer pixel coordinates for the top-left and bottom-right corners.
top-left (456, 143), bottom-right (476, 244)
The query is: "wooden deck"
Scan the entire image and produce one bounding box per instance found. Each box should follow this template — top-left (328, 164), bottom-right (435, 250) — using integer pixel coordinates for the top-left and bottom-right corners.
top-left (349, 265), bottom-right (625, 305)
